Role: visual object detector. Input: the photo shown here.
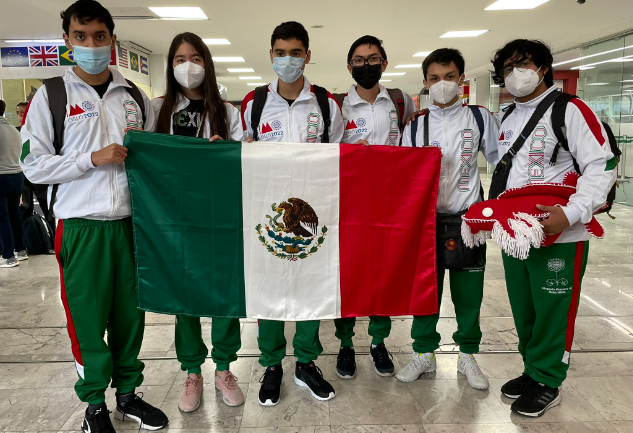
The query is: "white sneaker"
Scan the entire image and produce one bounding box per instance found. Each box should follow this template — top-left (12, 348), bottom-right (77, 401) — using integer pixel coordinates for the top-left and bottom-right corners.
top-left (0, 257), bottom-right (19, 268)
top-left (16, 250), bottom-right (28, 261)
top-left (395, 352), bottom-right (436, 383)
top-left (457, 352), bottom-right (489, 390)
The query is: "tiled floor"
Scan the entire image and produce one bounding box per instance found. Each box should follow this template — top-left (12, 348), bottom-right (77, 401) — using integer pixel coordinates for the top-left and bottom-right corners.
top-left (0, 203), bottom-right (631, 432)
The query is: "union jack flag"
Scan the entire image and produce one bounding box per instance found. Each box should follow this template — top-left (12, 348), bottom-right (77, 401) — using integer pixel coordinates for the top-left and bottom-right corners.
top-left (29, 46), bottom-right (59, 67)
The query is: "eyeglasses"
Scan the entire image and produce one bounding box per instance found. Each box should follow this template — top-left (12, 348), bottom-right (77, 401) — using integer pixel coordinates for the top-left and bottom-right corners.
top-left (350, 57), bottom-right (384, 68)
top-left (502, 59), bottom-right (533, 78)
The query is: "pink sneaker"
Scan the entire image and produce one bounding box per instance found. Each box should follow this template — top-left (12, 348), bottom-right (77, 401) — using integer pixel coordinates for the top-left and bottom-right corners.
top-left (179, 373), bottom-right (203, 413)
top-left (215, 370), bottom-right (244, 407)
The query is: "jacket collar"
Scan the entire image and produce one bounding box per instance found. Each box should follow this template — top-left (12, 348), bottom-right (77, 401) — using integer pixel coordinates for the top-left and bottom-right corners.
top-left (269, 77), bottom-right (314, 102)
top-left (64, 66), bottom-right (131, 91)
top-left (428, 97), bottom-right (463, 118)
top-left (346, 84), bottom-right (390, 106)
top-left (514, 85), bottom-right (560, 110)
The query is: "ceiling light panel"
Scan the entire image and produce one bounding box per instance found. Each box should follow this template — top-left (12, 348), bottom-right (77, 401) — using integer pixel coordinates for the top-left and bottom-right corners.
top-left (227, 68), bottom-right (254, 72)
top-left (413, 51), bottom-right (432, 57)
top-left (394, 64), bottom-right (421, 69)
top-left (239, 76), bottom-right (262, 80)
top-left (485, 0), bottom-right (550, 10)
top-left (213, 57), bottom-right (245, 62)
top-left (382, 72), bottom-right (406, 76)
top-left (440, 30), bottom-right (489, 38)
top-left (148, 7), bottom-right (208, 20)
top-left (204, 39), bottom-right (230, 45)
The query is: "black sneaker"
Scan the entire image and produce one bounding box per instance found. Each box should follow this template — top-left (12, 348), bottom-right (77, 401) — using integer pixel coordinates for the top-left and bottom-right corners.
top-left (501, 373), bottom-right (535, 399)
top-left (370, 343), bottom-right (395, 376)
top-left (258, 364), bottom-right (283, 406)
top-left (511, 381), bottom-right (561, 417)
top-left (294, 361), bottom-right (335, 401)
top-left (82, 403), bottom-right (115, 433)
top-left (114, 391), bottom-right (168, 430)
top-left (336, 346), bottom-right (357, 379)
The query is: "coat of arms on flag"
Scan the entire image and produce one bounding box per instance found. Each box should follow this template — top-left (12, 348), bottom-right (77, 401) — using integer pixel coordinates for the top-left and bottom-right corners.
top-left (58, 46), bottom-right (75, 65)
top-left (130, 52), bottom-right (139, 72)
top-left (118, 45), bottom-right (129, 68)
top-left (140, 55), bottom-right (149, 75)
top-left (29, 46), bottom-right (59, 67)
top-left (0, 47), bottom-right (29, 67)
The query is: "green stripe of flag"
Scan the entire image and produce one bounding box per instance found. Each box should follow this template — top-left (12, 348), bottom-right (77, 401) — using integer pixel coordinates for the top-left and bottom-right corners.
top-left (124, 131), bottom-right (246, 317)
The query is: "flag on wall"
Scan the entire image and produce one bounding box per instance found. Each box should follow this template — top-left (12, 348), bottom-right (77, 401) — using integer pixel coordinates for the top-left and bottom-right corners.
top-left (29, 46), bottom-right (59, 67)
top-left (118, 45), bottom-right (129, 68)
top-left (130, 51), bottom-right (139, 72)
top-left (0, 47), bottom-right (29, 67)
top-left (140, 55), bottom-right (149, 75)
top-left (58, 46), bottom-right (75, 65)
top-left (124, 131), bottom-right (442, 320)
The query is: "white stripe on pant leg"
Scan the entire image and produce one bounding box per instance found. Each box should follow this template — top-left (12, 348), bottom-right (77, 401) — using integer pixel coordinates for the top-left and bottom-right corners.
top-left (75, 360), bottom-right (85, 379)
top-left (562, 351), bottom-right (570, 364)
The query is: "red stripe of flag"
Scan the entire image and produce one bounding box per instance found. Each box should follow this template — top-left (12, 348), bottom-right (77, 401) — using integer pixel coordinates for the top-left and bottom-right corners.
top-left (339, 145), bottom-right (441, 317)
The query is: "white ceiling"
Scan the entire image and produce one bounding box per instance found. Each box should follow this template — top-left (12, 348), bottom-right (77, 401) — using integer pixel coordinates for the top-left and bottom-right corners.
top-left (1, 0), bottom-right (632, 100)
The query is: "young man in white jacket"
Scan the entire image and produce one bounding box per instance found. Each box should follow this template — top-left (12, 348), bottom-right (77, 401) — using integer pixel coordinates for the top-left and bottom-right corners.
top-left (19, 1), bottom-right (167, 432)
top-left (241, 21), bottom-right (344, 408)
top-left (334, 35), bottom-right (416, 380)
top-left (396, 49), bottom-right (499, 390)
top-left (489, 39), bottom-right (616, 417)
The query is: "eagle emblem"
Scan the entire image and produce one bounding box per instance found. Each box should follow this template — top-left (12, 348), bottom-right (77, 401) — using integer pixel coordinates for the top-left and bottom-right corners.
top-left (255, 198), bottom-right (328, 261)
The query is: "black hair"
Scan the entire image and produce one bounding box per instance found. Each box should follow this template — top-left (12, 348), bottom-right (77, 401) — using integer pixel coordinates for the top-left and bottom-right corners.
top-left (491, 39), bottom-right (554, 87)
top-left (16, 101), bottom-right (28, 109)
top-left (422, 48), bottom-right (465, 80)
top-left (347, 35), bottom-right (387, 64)
top-left (271, 21), bottom-right (309, 51)
top-left (61, 0), bottom-right (115, 36)
top-left (0, 100), bottom-right (6, 116)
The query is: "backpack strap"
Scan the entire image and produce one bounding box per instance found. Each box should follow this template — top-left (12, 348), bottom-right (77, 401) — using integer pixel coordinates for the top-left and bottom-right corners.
top-left (550, 92), bottom-right (581, 173)
top-left (124, 79), bottom-right (146, 126)
top-left (386, 88), bottom-right (405, 133)
top-left (468, 105), bottom-right (485, 147)
top-left (410, 117), bottom-right (419, 148)
top-left (250, 85), bottom-right (269, 141)
top-left (423, 111), bottom-right (430, 147)
top-left (313, 85), bottom-right (331, 143)
top-left (501, 104), bottom-right (516, 124)
top-left (43, 77), bottom-right (68, 218)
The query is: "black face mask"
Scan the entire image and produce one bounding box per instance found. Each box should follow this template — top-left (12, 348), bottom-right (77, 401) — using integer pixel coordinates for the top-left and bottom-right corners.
top-left (352, 64), bottom-right (382, 90)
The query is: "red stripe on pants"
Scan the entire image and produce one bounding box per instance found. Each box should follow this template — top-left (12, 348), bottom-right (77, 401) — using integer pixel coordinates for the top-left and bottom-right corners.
top-left (565, 241), bottom-right (585, 352)
top-left (55, 220), bottom-right (83, 365)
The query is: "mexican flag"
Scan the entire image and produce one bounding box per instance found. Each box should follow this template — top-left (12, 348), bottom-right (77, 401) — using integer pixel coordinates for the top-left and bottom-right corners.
top-left (124, 131), bottom-right (441, 320)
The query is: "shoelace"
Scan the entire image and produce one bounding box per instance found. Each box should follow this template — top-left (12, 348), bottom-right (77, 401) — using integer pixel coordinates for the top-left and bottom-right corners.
top-left (304, 364), bottom-right (326, 385)
top-left (408, 354), bottom-right (432, 371)
top-left (337, 347), bottom-right (355, 363)
top-left (120, 392), bottom-right (153, 433)
top-left (260, 368), bottom-right (281, 390)
top-left (93, 408), bottom-right (113, 431)
top-left (462, 354), bottom-right (483, 375)
top-left (373, 345), bottom-right (393, 364)
top-left (222, 372), bottom-right (238, 391)
top-left (184, 376), bottom-right (200, 396)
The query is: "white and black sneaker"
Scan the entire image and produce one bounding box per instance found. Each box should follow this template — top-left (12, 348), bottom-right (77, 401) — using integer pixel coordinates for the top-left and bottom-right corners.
top-left (336, 346), bottom-right (357, 379)
top-left (501, 373), bottom-right (535, 399)
top-left (82, 402), bottom-right (115, 433)
top-left (258, 364), bottom-right (283, 406)
top-left (114, 391), bottom-right (168, 430)
top-left (294, 361), bottom-right (335, 401)
top-left (511, 381), bottom-right (561, 417)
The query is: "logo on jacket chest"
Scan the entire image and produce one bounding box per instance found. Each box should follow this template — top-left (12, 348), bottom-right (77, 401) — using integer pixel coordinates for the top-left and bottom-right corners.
top-left (67, 101), bottom-right (99, 123)
top-left (343, 117), bottom-right (367, 136)
top-left (259, 120), bottom-right (284, 139)
top-left (498, 129), bottom-right (513, 147)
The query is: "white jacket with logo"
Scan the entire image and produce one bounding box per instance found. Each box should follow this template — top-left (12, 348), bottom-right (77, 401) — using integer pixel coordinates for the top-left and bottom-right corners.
top-left (342, 84), bottom-right (416, 145)
top-left (241, 77), bottom-right (344, 143)
top-left (497, 85), bottom-right (616, 243)
top-left (20, 67), bottom-right (154, 220)
top-left (402, 99), bottom-right (499, 214)
top-left (150, 93), bottom-right (245, 140)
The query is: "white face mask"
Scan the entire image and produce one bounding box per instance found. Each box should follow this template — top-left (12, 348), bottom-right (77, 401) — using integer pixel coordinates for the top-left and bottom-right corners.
top-left (429, 80), bottom-right (460, 105)
top-left (173, 61), bottom-right (205, 90)
top-left (504, 66), bottom-right (543, 97)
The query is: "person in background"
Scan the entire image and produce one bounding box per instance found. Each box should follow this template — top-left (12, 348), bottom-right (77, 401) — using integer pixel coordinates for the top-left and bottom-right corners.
top-left (396, 48), bottom-right (499, 391)
top-left (241, 21), bottom-right (344, 407)
top-left (0, 99), bottom-right (28, 268)
top-left (152, 31), bottom-right (246, 414)
top-left (20, 1), bottom-right (167, 431)
top-left (334, 35), bottom-right (416, 380)
top-left (16, 102), bottom-right (28, 131)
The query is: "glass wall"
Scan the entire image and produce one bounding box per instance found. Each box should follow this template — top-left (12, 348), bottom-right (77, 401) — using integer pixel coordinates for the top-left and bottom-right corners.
top-left (578, 33), bottom-right (633, 206)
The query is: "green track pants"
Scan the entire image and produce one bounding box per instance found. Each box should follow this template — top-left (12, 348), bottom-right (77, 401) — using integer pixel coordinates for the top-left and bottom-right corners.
top-left (174, 315), bottom-right (241, 374)
top-left (502, 241), bottom-right (589, 388)
top-left (411, 264), bottom-right (485, 354)
top-left (55, 218), bottom-right (144, 405)
top-left (257, 319), bottom-right (322, 366)
top-left (334, 316), bottom-right (392, 347)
